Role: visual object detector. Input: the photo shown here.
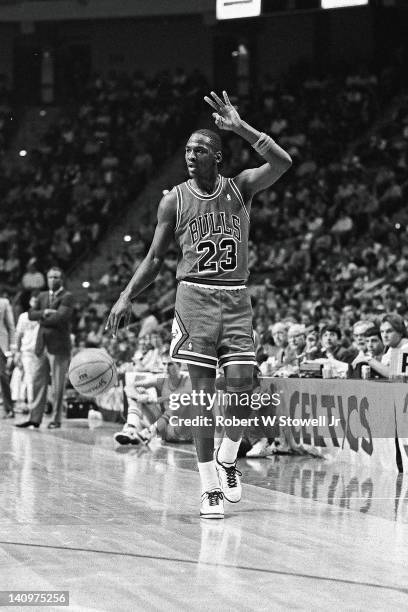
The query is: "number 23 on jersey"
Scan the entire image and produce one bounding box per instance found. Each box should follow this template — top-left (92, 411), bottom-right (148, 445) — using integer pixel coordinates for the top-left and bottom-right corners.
top-left (197, 238), bottom-right (237, 273)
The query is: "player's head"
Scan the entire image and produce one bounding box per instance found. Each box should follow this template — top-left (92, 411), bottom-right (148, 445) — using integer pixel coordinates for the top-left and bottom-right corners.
top-left (185, 129), bottom-right (222, 178)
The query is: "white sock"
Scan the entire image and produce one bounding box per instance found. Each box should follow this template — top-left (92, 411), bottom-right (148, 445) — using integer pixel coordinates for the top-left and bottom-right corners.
top-left (127, 400), bottom-right (142, 428)
top-left (214, 435), bottom-right (223, 451)
top-left (218, 437), bottom-right (241, 465)
top-left (127, 415), bottom-right (138, 427)
top-left (198, 461), bottom-right (220, 494)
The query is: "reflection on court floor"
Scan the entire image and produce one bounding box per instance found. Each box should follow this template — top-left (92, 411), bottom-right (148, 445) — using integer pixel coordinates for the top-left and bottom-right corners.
top-left (240, 455), bottom-right (408, 523)
top-left (1, 420), bottom-right (408, 610)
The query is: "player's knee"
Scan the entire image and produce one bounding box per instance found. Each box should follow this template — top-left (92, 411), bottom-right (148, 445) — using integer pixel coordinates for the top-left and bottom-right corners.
top-left (225, 384), bottom-right (253, 395)
top-left (224, 384), bottom-right (253, 414)
top-left (190, 378), bottom-right (215, 394)
top-left (225, 377), bottom-right (253, 396)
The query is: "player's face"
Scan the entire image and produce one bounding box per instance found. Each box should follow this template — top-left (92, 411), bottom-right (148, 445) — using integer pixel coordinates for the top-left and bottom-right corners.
top-left (185, 135), bottom-right (217, 178)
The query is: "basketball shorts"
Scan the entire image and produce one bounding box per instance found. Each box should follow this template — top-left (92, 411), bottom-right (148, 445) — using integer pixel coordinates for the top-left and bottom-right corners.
top-left (170, 281), bottom-right (256, 370)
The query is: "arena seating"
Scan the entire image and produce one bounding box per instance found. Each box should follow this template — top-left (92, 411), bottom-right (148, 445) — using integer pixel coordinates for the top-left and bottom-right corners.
top-left (0, 68), bottom-right (207, 296)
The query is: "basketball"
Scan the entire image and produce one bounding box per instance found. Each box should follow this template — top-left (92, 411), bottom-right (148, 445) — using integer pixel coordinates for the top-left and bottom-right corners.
top-left (68, 349), bottom-right (117, 397)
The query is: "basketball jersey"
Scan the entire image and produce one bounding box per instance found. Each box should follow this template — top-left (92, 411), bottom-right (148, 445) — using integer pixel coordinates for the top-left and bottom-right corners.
top-left (173, 176), bottom-right (250, 287)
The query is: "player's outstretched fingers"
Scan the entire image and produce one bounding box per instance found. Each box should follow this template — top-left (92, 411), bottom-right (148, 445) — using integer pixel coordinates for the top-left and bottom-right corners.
top-left (123, 308), bottom-right (132, 330)
top-left (107, 313), bottom-right (118, 337)
top-left (210, 91), bottom-right (224, 108)
top-left (204, 96), bottom-right (218, 111)
top-left (223, 90), bottom-right (231, 105)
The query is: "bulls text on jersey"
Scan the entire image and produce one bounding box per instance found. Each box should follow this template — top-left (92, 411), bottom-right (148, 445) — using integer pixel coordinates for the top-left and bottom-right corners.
top-left (188, 212), bottom-right (241, 245)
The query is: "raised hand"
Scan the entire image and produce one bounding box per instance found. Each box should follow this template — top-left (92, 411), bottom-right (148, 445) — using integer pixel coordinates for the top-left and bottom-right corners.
top-left (204, 90), bottom-right (242, 131)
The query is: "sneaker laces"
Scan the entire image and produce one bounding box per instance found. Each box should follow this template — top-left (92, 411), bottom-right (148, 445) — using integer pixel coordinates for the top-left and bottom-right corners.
top-left (223, 463), bottom-right (242, 489)
top-left (206, 490), bottom-right (224, 506)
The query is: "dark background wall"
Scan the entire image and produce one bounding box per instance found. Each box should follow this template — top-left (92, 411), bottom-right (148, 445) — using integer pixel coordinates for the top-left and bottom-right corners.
top-left (0, 5), bottom-right (406, 100)
top-left (0, 23), bottom-right (16, 81)
top-left (88, 16), bottom-right (213, 79)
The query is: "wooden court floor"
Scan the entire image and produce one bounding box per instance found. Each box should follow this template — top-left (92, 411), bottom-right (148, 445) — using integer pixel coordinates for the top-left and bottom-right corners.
top-left (1, 418), bottom-right (408, 611)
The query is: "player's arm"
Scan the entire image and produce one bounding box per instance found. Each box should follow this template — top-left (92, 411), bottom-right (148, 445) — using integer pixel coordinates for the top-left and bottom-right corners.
top-left (204, 90), bottom-right (292, 198)
top-left (106, 192), bottom-right (177, 336)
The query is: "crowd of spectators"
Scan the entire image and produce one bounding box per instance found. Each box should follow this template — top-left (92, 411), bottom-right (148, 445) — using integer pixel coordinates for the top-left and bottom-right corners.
top-left (247, 95), bottom-right (408, 358)
top-left (0, 67), bottom-right (207, 291)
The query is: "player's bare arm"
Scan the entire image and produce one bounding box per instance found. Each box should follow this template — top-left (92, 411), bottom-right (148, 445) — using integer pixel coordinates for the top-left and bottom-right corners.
top-left (106, 192), bottom-right (177, 336)
top-left (204, 90), bottom-right (292, 198)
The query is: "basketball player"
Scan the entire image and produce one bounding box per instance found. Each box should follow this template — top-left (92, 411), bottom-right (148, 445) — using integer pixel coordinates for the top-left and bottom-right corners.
top-left (107, 90), bottom-right (292, 518)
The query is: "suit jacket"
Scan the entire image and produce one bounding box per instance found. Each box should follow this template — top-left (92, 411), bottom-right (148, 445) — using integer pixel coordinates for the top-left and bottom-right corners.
top-left (0, 297), bottom-right (16, 354)
top-left (28, 288), bottom-right (74, 356)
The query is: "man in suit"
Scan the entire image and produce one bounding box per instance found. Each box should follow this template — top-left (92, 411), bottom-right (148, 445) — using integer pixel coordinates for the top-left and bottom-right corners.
top-left (0, 294), bottom-right (16, 418)
top-left (16, 267), bottom-right (74, 429)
